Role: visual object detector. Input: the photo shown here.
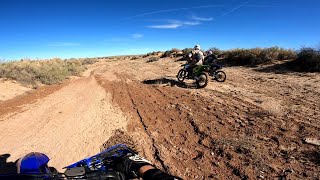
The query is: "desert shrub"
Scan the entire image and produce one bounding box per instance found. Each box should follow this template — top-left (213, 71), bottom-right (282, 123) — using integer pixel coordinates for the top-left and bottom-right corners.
top-left (277, 48), bottom-right (297, 60)
top-left (225, 48), bottom-right (256, 66)
top-left (146, 52), bottom-right (155, 56)
top-left (291, 47), bottom-right (320, 72)
top-left (131, 56), bottom-right (139, 60)
top-left (171, 48), bottom-right (181, 53)
top-left (160, 48), bottom-right (183, 58)
top-left (146, 56), bottom-right (160, 63)
top-left (161, 50), bottom-right (172, 58)
top-left (80, 58), bottom-right (99, 65)
top-left (0, 58), bottom-right (86, 85)
top-left (224, 47), bottom-right (297, 66)
top-left (182, 48), bottom-right (193, 55)
top-left (208, 47), bottom-right (223, 56)
top-left (145, 51), bottom-right (163, 57)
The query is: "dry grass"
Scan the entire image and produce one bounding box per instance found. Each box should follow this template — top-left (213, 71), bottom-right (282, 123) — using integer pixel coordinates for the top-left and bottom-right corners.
top-left (0, 58), bottom-right (97, 86)
top-left (78, 58), bottom-right (99, 65)
top-left (146, 56), bottom-right (160, 63)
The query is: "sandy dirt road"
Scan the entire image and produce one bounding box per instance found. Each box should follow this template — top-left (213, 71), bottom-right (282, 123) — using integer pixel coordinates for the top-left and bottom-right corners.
top-left (0, 57), bottom-right (319, 179)
top-left (0, 72), bottom-right (128, 172)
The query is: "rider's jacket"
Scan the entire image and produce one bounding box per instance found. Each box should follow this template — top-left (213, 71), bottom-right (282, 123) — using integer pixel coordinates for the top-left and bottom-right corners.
top-left (188, 50), bottom-right (204, 65)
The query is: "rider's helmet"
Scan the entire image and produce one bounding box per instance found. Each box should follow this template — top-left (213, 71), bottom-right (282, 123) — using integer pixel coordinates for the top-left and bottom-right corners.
top-left (194, 45), bottom-right (201, 51)
top-left (16, 152), bottom-right (51, 174)
top-left (208, 50), bottom-right (213, 55)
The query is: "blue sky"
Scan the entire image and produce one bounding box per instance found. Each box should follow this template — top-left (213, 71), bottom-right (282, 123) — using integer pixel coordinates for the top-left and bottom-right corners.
top-left (0, 0), bottom-right (319, 60)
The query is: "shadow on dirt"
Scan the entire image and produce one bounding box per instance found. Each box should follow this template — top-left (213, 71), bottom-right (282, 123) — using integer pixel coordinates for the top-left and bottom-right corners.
top-left (142, 78), bottom-right (197, 89)
top-left (0, 154), bottom-right (17, 174)
top-left (254, 60), bottom-right (317, 74)
top-left (301, 150), bottom-right (320, 166)
top-left (254, 61), bottom-right (296, 74)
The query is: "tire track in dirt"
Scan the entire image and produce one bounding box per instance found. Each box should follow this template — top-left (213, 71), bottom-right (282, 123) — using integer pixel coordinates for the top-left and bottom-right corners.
top-left (95, 74), bottom-right (250, 178)
top-left (127, 87), bottom-right (169, 172)
top-left (95, 75), bottom-right (166, 171)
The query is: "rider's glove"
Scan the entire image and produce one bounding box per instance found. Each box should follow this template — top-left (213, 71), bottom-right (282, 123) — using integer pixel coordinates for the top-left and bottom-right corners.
top-left (114, 153), bottom-right (153, 178)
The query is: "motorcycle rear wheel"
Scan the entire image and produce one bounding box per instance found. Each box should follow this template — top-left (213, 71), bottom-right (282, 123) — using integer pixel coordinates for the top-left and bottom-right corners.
top-left (214, 71), bottom-right (226, 82)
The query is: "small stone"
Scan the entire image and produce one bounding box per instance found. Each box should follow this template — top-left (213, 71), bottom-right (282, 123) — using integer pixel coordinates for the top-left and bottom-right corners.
top-left (304, 138), bottom-right (320, 146)
top-left (257, 136), bottom-right (270, 141)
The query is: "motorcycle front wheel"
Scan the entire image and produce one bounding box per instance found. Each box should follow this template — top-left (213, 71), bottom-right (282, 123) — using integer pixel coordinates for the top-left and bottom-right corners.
top-left (177, 69), bottom-right (187, 82)
top-left (196, 72), bottom-right (208, 88)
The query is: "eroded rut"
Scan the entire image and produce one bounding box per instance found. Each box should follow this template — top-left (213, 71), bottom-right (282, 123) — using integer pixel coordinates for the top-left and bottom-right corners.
top-left (95, 73), bottom-right (320, 179)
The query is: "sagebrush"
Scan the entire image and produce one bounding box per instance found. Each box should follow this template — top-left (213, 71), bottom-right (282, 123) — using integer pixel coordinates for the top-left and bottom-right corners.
top-left (224, 47), bottom-right (296, 66)
top-left (0, 58), bottom-right (93, 85)
top-left (146, 57), bottom-right (160, 63)
top-left (290, 47), bottom-right (320, 72)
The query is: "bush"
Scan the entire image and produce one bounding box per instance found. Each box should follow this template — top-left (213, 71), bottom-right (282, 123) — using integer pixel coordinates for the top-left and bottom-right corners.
top-left (0, 58), bottom-right (86, 85)
top-left (182, 48), bottom-right (193, 56)
top-left (144, 51), bottom-right (163, 57)
top-left (161, 50), bottom-right (172, 58)
top-left (208, 47), bottom-right (223, 56)
top-left (171, 48), bottom-right (181, 53)
top-left (146, 56), bottom-right (160, 63)
top-left (160, 48), bottom-right (183, 58)
top-left (80, 58), bottom-right (99, 65)
top-left (224, 47), bottom-right (298, 66)
top-left (292, 47), bottom-right (320, 72)
top-left (277, 48), bottom-right (297, 60)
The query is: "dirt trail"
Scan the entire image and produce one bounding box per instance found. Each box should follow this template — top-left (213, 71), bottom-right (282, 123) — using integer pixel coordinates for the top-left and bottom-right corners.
top-left (0, 73), bottom-right (128, 171)
top-left (0, 57), bottom-right (319, 179)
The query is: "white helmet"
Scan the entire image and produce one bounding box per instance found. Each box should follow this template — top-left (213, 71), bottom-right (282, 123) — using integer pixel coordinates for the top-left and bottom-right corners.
top-left (208, 50), bottom-right (213, 55)
top-left (194, 45), bottom-right (201, 50)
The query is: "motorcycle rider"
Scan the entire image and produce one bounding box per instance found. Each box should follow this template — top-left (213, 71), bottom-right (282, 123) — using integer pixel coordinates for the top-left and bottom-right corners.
top-left (204, 50), bottom-right (217, 64)
top-left (204, 50), bottom-right (221, 72)
top-left (186, 45), bottom-right (204, 77)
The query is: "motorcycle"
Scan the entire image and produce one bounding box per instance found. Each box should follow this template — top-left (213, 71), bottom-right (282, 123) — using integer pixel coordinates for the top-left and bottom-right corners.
top-left (205, 63), bottom-right (227, 82)
top-left (0, 144), bottom-right (138, 179)
top-left (176, 64), bottom-right (210, 88)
